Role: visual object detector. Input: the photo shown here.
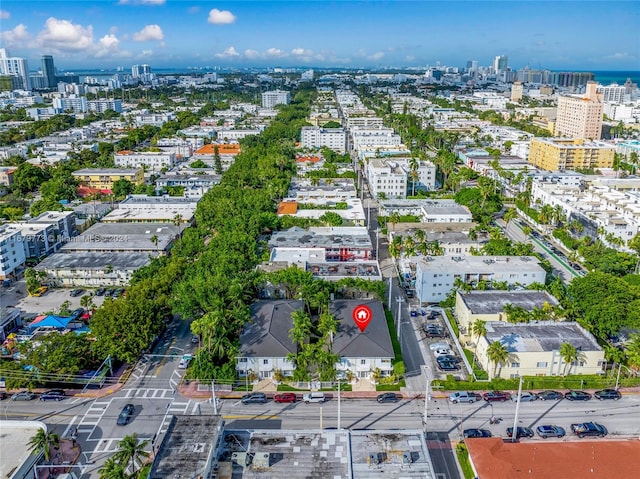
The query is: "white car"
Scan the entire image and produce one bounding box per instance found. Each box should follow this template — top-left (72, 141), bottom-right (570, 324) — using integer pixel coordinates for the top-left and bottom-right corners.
top-left (429, 342), bottom-right (451, 351)
top-left (178, 354), bottom-right (193, 369)
top-left (433, 348), bottom-right (454, 357)
top-left (303, 392), bottom-right (326, 403)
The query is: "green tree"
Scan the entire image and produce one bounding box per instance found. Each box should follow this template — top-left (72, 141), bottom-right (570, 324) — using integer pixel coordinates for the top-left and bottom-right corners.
top-left (114, 433), bottom-right (150, 475)
top-left (487, 341), bottom-right (509, 378)
top-left (112, 179), bottom-right (135, 198)
top-left (98, 456), bottom-right (129, 479)
top-left (12, 162), bottom-right (47, 194)
top-left (627, 334), bottom-right (640, 372)
top-left (471, 319), bottom-right (487, 345)
top-left (319, 211), bottom-right (343, 226)
top-left (559, 342), bottom-right (578, 376)
top-left (214, 145), bottom-right (223, 174)
top-left (289, 310), bottom-right (312, 349)
top-left (27, 427), bottom-right (59, 462)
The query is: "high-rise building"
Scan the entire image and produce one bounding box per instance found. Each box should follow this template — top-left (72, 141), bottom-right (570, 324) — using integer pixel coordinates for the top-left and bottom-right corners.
top-left (511, 81), bottom-right (524, 102)
top-left (262, 90), bottom-right (290, 108)
top-left (597, 84), bottom-right (626, 103)
top-left (493, 55), bottom-right (508, 74)
top-left (41, 55), bottom-right (56, 88)
top-left (131, 64), bottom-right (152, 78)
top-left (555, 81), bottom-right (603, 140)
top-left (0, 48), bottom-right (30, 90)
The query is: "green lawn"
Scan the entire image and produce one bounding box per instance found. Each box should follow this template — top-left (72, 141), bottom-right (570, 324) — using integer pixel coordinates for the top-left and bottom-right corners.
top-left (463, 349), bottom-right (488, 380)
top-left (455, 443), bottom-right (475, 479)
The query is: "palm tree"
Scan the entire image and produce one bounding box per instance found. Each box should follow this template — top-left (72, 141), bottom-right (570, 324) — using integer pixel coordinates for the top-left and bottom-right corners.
top-left (559, 342), bottom-right (578, 376)
top-left (289, 310), bottom-right (312, 349)
top-left (27, 428), bottom-right (60, 462)
top-left (98, 456), bottom-right (128, 479)
top-left (627, 334), bottom-right (640, 372)
top-left (471, 319), bottom-right (487, 345)
top-left (387, 212), bottom-right (401, 232)
top-left (408, 157), bottom-right (419, 196)
top-left (538, 205), bottom-right (554, 226)
top-left (150, 234), bottom-right (159, 253)
top-left (487, 341), bottom-right (509, 378)
top-left (114, 433), bottom-right (150, 475)
top-left (504, 207), bottom-right (518, 224)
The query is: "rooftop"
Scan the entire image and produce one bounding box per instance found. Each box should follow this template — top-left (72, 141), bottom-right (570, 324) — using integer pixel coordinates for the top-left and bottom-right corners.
top-left (195, 143), bottom-right (241, 155)
top-left (72, 168), bottom-right (142, 175)
top-left (417, 256), bottom-right (544, 274)
top-left (61, 222), bottom-right (181, 252)
top-left (485, 321), bottom-right (602, 353)
top-left (149, 415), bottom-right (223, 479)
top-left (0, 420), bottom-right (47, 479)
top-left (269, 227), bottom-right (373, 250)
top-left (239, 300), bottom-right (304, 357)
top-left (458, 290), bottom-right (559, 315)
top-left (36, 252), bottom-right (152, 270)
top-left (330, 300), bottom-right (394, 358)
top-left (466, 437), bottom-right (639, 479)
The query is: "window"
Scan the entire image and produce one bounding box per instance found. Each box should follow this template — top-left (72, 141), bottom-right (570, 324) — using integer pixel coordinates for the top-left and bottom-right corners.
top-left (360, 359), bottom-right (367, 365)
top-left (511, 362), bottom-right (520, 368)
top-left (536, 362), bottom-right (548, 368)
top-left (579, 361), bottom-right (585, 367)
top-left (238, 358), bottom-right (247, 363)
top-left (263, 359), bottom-right (269, 365)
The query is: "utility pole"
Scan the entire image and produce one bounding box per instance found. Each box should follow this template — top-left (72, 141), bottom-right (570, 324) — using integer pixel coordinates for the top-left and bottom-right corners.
top-left (423, 366), bottom-right (431, 429)
top-left (337, 379), bottom-right (341, 430)
top-left (511, 376), bottom-right (524, 442)
top-left (388, 277), bottom-right (393, 310)
top-left (212, 380), bottom-right (218, 415)
top-left (396, 296), bottom-right (405, 342)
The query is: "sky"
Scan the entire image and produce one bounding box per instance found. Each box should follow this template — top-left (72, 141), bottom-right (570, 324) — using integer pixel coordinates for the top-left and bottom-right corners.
top-left (0, 1), bottom-right (638, 71)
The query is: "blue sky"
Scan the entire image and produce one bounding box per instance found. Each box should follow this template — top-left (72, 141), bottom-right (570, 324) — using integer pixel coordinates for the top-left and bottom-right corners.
top-left (0, 1), bottom-right (638, 70)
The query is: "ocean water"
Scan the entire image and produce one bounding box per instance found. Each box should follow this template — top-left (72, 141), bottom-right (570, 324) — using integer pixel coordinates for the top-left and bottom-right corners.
top-left (592, 71), bottom-right (640, 85)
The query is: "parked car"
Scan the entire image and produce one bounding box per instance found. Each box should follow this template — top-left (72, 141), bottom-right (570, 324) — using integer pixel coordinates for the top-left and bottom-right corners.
top-left (178, 354), bottom-right (193, 369)
top-left (11, 391), bottom-right (36, 401)
top-left (303, 392), bottom-right (326, 403)
top-left (594, 389), bottom-right (621, 400)
top-left (426, 311), bottom-right (438, 320)
top-left (117, 404), bottom-right (135, 425)
top-left (437, 354), bottom-right (460, 364)
top-left (506, 426), bottom-right (534, 438)
top-left (463, 428), bottom-right (492, 439)
top-left (483, 391), bottom-right (511, 402)
top-left (433, 348), bottom-right (455, 357)
top-left (95, 288), bottom-right (106, 296)
top-left (0, 392), bottom-right (7, 400)
top-left (241, 393), bottom-right (267, 404)
top-left (564, 390), bottom-right (592, 401)
top-left (429, 342), bottom-right (451, 351)
top-left (274, 393), bottom-right (297, 403)
top-left (449, 391), bottom-right (479, 404)
top-left (571, 422), bottom-right (607, 438)
top-left (70, 289), bottom-right (84, 297)
top-left (538, 390), bottom-right (563, 401)
top-left (40, 390), bottom-right (66, 401)
top-left (376, 393), bottom-right (400, 403)
top-left (511, 391), bottom-right (538, 402)
top-left (437, 360), bottom-right (459, 371)
top-left (191, 335), bottom-right (199, 344)
top-left (536, 425), bottom-right (566, 438)
top-left (424, 325), bottom-right (446, 338)
top-left (31, 286), bottom-right (48, 297)
top-left (410, 310), bottom-right (418, 317)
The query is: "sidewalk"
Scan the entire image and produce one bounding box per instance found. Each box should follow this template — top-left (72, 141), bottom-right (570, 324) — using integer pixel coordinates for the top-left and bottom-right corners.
top-left (36, 439), bottom-right (81, 479)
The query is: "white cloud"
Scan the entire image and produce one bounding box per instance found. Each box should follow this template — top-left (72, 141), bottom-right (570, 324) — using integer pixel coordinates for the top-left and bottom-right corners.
top-left (37, 17), bottom-right (94, 52)
top-left (0, 9), bottom-right (10, 19)
top-left (606, 52), bottom-right (634, 60)
top-left (208, 8), bottom-right (236, 25)
top-left (119, 0), bottom-right (165, 5)
top-left (291, 48), bottom-right (313, 56)
top-left (215, 46), bottom-right (240, 58)
top-left (244, 49), bottom-right (261, 59)
top-left (368, 51), bottom-right (385, 61)
top-left (140, 49), bottom-right (154, 57)
top-left (94, 34), bottom-right (125, 58)
top-left (133, 24), bottom-right (164, 42)
top-left (188, 6), bottom-right (200, 14)
top-left (265, 47), bottom-right (285, 58)
top-left (0, 24), bottom-right (31, 47)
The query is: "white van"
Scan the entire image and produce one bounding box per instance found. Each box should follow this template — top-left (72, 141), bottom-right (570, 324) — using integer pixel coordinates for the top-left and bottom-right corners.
top-left (303, 392), bottom-right (326, 403)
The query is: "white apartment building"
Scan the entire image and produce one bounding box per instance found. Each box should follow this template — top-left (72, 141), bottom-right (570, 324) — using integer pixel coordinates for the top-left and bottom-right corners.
top-left (261, 90), bottom-right (290, 108)
top-left (366, 159), bottom-right (408, 199)
top-left (415, 256), bottom-right (546, 303)
top-left (0, 48), bottom-right (30, 90)
top-left (597, 84), bottom-right (626, 103)
top-left (87, 99), bottom-right (122, 113)
top-left (350, 127), bottom-right (402, 151)
top-left (52, 96), bottom-right (88, 113)
top-left (394, 158), bottom-right (437, 191)
top-left (0, 227), bottom-right (26, 279)
top-left (133, 112), bottom-right (176, 127)
top-left (215, 129), bottom-right (261, 141)
top-left (379, 199), bottom-right (472, 223)
top-left (344, 116), bottom-right (385, 128)
top-left (114, 151), bottom-right (177, 169)
top-left (555, 82), bottom-right (604, 140)
top-left (300, 126), bottom-right (347, 153)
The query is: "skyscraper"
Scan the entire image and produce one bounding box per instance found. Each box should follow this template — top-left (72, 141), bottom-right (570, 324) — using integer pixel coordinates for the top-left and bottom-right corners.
top-left (131, 64), bottom-right (152, 78)
top-left (555, 81), bottom-right (603, 140)
top-left (0, 48), bottom-right (30, 90)
top-left (493, 55), bottom-right (508, 74)
top-left (41, 55), bottom-right (56, 88)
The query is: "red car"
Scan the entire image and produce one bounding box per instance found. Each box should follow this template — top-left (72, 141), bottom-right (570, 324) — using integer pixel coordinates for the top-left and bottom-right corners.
top-left (274, 393), bottom-right (297, 403)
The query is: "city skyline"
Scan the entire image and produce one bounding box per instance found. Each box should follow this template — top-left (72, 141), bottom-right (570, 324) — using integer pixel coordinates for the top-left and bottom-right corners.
top-left (0, 1), bottom-right (638, 71)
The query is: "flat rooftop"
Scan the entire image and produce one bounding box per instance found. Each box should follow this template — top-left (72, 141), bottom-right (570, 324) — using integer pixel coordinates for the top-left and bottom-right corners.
top-left (120, 195), bottom-right (198, 205)
top-left (485, 321), bottom-right (602, 353)
top-left (149, 415), bottom-right (223, 479)
top-left (217, 429), bottom-right (435, 479)
top-left (72, 168), bottom-right (141, 175)
top-left (36, 252), bottom-right (152, 270)
top-left (418, 256), bottom-right (544, 274)
top-left (269, 227), bottom-right (372, 250)
top-left (458, 290), bottom-right (559, 314)
top-left (0, 420), bottom-right (47, 479)
top-left (61, 222), bottom-right (181, 252)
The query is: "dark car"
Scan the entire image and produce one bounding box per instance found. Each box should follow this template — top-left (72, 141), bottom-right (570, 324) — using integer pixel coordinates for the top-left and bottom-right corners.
top-left (70, 289), bottom-right (84, 297)
top-left (506, 426), bottom-right (534, 438)
top-left (0, 392), bottom-right (7, 400)
top-left (95, 288), bottom-right (106, 296)
top-left (377, 393), bottom-right (400, 403)
top-left (511, 391), bottom-right (538, 402)
top-left (437, 354), bottom-right (460, 363)
top-left (538, 390), bottom-right (563, 401)
top-left (274, 393), bottom-right (297, 403)
top-left (483, 391), bottom-right (511, 402)
top-left (565, 390), bottom-right (592, 401)
top-left (594, 389), bottom-right (621, 400)
top-left (437, 360), bottom-right (459, 371)
top-left (40, 389), bottom-right (66, 401)
top-left (424, 325), bottom-right (446, 338)
top-left (463, 428), bottom-right (492, 439)
top-left (410, 310), bottom-right (418, 317)
top-left (241, 392), bottom-right (267, 404)
top-left (11, 391), bottom-right (36, 401)
top-left (117, 403), bottom-right (135, 425)
top-left (536, 425), bottom-right (566, 438)
top-left (426, 311), bottom-right (438, 320)
top-left (571, 422), bottom-right (607, 438)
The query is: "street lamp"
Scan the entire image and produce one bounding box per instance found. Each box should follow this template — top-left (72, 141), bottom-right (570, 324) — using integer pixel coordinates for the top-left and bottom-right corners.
top-left (395, 296), bottom-right (405, 343)
top-left (615, 363), bottom-right (632, 390)
top-left (422, 365), bottom-right (432, 429)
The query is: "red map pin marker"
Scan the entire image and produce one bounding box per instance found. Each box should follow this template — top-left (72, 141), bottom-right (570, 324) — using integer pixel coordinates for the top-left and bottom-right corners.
top-left (352, 304), bottom-right (373, 333)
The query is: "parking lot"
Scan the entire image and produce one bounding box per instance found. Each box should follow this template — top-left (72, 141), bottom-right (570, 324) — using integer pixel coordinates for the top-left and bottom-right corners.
top-left (2, 280), bottom-right (110, 317)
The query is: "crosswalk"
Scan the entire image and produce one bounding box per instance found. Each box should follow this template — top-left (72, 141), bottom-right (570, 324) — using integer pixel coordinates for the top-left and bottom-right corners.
top-left (77, 400), bottom-right (110, 435)
top-left (122, 388), bottom-right (177, 400)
